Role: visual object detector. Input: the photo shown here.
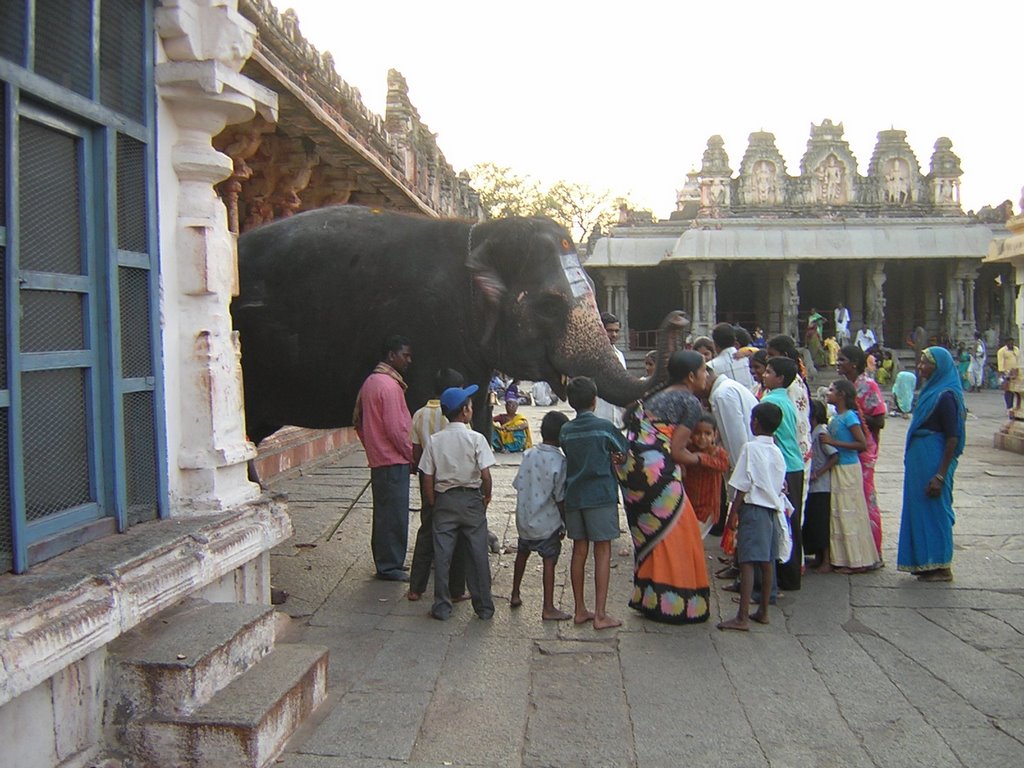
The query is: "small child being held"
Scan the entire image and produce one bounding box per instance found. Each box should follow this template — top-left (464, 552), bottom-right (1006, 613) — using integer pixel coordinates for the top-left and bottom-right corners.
top-left (683, 415), bottom-right (730, 538)
top-left (718, 402), bottom-right (788, 632)
top-left (510, 411), bottom-right (572, 621)
top-left (804, 399), bottom-right (838, 571)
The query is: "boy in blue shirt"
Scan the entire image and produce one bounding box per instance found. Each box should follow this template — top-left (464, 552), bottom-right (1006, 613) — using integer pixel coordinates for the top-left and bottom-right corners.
top-left (759, 356), bottom-right (805, 594)
top-left (559, 377), bottom-right (628, 630)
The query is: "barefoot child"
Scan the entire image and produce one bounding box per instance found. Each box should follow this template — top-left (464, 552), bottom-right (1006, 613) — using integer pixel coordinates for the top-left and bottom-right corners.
top-left (819, 379), bottom-right (878, 574)
top-left (510, 411), bottom-right (572, 621)
top-left (718, 402), bottom-right (787, 631)
top-left (804, 399), bottom-right (838, 571)
top-left (683, 415), bottom-right (730, 538)
top-left (559, 376), bottom-right (629, 630)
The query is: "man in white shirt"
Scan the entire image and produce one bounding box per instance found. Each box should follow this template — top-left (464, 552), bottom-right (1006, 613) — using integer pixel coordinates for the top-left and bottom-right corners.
top-left (704, 366), bottom-right (758, 537)
top-left (706, 368), bottom-right (758, 469)
top-left (593, 312), bottom-right (626, 429)
top-left (834, 303), bottom-right (851, 346)
top-left (855, 326), bottom-right (876, 352)
top-left (709, 322), bottom-right (754, 389)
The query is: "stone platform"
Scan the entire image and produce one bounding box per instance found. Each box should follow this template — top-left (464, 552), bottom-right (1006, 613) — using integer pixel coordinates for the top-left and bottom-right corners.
top-left (267, 390), bottom-right (1024, 767)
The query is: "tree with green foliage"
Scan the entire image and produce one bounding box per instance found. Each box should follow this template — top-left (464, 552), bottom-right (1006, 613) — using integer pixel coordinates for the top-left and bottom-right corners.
top-left (467, 163), bottom-right (653, 247)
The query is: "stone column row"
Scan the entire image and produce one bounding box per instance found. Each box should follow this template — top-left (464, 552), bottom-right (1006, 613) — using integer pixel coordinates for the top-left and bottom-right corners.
top-left (602, 268), bottom-right (629, 351)
top-left (946, 260), bottom-right (980, 344)
top-left (682, 263), bottom-right (717, 339)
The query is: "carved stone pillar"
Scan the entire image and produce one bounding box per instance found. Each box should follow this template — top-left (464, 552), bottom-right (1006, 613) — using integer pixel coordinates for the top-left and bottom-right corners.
top-left (947, 260), bottom-right (979, 344)
top-left (782, 263), bottom-right (800, 340)
top-left (213, 116), bottom-right (275, 234)
top-left (865, 262), bottom-right (887, 346)
top-left (687, 262), bottom-right (716, 338)
top-left (156, 0), bottom-right (278, 512)
top-left (269, 138), bottom-right (319, 218)
top-left (602, 268), bottom-right (629, 351)
top-left (985, 205), bottom-right (1024, 451)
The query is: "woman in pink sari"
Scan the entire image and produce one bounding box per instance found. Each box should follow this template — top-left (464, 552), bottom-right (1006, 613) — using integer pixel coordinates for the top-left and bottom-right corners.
top-left (838, 345), bottom-right (886, 562)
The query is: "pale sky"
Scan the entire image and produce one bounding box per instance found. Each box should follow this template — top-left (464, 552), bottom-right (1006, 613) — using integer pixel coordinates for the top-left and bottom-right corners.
top-left (274, 0), bottom-right (1021, 219)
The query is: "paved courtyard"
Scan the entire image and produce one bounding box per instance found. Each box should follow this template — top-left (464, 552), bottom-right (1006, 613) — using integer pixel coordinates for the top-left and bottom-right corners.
top-left (269, 390), bottom-right (1024, 768)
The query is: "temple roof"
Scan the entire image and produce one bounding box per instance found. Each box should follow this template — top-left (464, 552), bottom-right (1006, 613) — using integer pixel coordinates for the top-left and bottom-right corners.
top-left (588, 219), bottom-right (998, 267)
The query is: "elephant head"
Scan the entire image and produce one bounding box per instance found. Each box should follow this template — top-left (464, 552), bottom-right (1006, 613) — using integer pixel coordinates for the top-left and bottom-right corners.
top-left (466, 217), bottom-right (687, 406)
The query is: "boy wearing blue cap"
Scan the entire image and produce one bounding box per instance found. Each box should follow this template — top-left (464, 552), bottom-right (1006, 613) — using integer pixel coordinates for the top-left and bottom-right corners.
top-left (419, 384), bottom-right (497, 620)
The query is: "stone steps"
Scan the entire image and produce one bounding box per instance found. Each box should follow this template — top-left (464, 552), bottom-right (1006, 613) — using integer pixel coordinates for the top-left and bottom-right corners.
top-left (108, 600), bottom-right (276, 718)
top-left (106, 599), bottom-right (328, 767)
top-left (125, 643), bottom-right (328, 768)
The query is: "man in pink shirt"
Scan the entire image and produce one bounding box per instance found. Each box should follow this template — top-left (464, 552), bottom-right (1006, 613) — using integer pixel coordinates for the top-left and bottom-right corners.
top-left (354, 336), bottom-right (414, 581)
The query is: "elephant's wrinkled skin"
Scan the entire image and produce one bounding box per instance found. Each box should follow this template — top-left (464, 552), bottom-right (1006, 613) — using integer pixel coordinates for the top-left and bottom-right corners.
top-left (233, 206), bottom-right (682, 443)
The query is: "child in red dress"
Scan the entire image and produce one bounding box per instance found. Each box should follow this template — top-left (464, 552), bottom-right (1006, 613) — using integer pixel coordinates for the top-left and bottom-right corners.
top-left (683, 416), bottom-right (730, 538)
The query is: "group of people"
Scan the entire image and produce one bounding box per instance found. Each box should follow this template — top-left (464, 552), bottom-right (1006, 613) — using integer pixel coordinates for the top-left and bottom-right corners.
top-left (352, 314), bottom-right (974, 629)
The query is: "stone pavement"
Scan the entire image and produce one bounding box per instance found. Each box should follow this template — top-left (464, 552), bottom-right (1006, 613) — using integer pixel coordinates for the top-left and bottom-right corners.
top-left (268, 391), bottom-right (1024, 768)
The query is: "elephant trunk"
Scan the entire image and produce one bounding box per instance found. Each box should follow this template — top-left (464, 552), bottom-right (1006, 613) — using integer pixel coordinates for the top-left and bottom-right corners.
top-left (552, 306), bottom-right (689, 408)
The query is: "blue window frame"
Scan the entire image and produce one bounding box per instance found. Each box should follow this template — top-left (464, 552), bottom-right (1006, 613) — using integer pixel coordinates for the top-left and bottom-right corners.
top-left (0, 0), bottom-right (165, 573)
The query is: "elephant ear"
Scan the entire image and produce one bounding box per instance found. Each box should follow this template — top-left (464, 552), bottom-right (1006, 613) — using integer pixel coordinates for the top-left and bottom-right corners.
top-left (466, 225), bottom-right (508, 346)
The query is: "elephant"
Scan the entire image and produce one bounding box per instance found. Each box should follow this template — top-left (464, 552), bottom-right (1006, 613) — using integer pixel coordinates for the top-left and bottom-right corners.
top-left (232, 205), bottom-right (686, 444)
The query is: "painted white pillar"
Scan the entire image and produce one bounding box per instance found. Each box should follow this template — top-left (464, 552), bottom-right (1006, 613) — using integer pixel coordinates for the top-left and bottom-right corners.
top-left (156, 0), bottom-right (278, 512)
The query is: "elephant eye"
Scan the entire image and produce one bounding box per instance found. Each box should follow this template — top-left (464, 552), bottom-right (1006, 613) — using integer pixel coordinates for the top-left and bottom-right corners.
top-left (531, 292), bottom-right (568, 322)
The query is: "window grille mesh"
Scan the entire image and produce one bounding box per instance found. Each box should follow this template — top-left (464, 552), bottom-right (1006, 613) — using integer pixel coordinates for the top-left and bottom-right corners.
top-left (19, 119), bottom-right (83, 275)
top-left (0, 409), bottom-right (11, 573)
top-left (0, 1), bottom-right (26, 66)
top-left (100, 0), bottom-right (145, 121)
top-left (123, 390), bottom-right (157, 524)
top-left (0, 249), bottom-right (7, 384)
top-left (34, 0), bottom-right (93, 97)
top-left (22, 368), bottom-right (92, 521)
top-left (116, 134), bottom-right (147, 252)
top-left (119, 267), bottom-right (152, 378)
top-left (21, 290), bottom-right (84, 352)
top-left (0, 88), bottom-right (5, 223)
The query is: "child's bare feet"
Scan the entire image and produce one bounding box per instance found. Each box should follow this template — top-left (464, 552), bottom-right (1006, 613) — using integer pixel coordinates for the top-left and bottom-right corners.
top-left (815, 564), bottom-right (833, 574)
top-left (542, 608), bottom-right (572, 621)
top-left (509, 595), bottom-right (522, 609)
top-left (593, 614), bottom-right (622, 630)
top-left (406, 591), bottom-right (421, 601)
top-left (717, 617), bottom-right (749, 632)
top-left (574, 609), bottom-right (595, 625)
top-left (749, 610), bottom-right (769, 625)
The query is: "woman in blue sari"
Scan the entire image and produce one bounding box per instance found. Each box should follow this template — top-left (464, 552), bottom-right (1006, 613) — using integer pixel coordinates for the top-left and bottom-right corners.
top-left (897, 346), bottom-right (965, 582)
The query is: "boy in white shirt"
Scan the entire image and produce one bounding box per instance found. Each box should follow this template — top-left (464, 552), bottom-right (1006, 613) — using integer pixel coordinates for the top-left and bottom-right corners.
top-left (419, 385), bottom-right (496, 621)
top-left (718, 402), bottom-right (787, 632)
top-left (510, 411), bottom-right (572, 621)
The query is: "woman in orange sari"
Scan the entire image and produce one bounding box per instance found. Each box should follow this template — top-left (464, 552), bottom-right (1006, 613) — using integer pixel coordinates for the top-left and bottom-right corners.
top-left (618, 350), bottom-right (710, 623)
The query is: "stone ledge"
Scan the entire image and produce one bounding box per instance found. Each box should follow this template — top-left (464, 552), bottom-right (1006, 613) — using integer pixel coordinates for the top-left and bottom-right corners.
top-left (253, 426), bottom-right (360, 483)
top-left (0, 495), bottom-right (293, 708)
top-left (993, 425), bottom-right (1024, 454)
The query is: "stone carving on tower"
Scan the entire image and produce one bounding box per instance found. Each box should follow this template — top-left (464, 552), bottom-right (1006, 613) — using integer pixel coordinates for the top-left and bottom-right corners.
top-left (867, 129), bottom-right (922, 208)
top-left (799, 120), bottom-right (858, 207)
top-left (737, 131), bottom-right (787, 207)
top-left (926, 137), bottom-right (964, 212)
top-left (699, 135), bottom-right (733, 216)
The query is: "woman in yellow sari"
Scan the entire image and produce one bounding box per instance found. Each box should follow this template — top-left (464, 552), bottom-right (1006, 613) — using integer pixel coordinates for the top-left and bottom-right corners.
top-left (492, 395), bottom-right (533, 452)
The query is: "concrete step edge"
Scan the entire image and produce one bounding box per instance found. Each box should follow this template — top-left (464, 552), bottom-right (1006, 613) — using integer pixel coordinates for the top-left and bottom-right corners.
top-left (107, 601), bottom-right (277, 718)
top-left (126, 643), bottom-right (329, 768)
